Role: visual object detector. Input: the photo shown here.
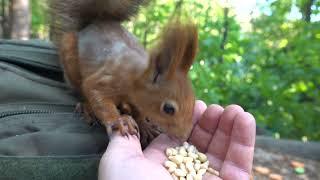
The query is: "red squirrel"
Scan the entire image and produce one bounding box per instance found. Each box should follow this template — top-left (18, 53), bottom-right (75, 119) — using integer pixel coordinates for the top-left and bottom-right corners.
top-left (49, 0), bottom-right (198, 142)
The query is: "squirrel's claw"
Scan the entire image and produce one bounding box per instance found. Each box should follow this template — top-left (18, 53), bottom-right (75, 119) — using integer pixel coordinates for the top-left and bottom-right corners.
top-left (106, 115), bottom-right (140, 139)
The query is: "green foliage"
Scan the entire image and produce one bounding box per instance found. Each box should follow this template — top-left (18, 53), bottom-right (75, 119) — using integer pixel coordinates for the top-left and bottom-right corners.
top-left (127, 0), bottom-right (320, 141)
top-left (29, 0), bottom-right (320, 140)
top-left (30, 0), bottom-right (49, 39)
top-left (240, 1), bottom-right (320, 140)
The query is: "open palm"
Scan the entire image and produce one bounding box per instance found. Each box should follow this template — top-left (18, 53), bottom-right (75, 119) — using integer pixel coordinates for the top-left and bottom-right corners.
top-left (99, 100), bottom-right (256, 180)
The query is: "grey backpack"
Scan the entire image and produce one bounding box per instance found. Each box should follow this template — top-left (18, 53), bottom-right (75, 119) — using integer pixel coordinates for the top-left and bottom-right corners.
top-left (0, 39), bottom-right (109, 180)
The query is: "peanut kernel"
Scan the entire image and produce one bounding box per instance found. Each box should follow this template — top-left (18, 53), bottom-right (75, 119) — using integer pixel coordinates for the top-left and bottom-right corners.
top-left (179, 147), bottom-right (188, 156)
top-left (194, 163), bottom-right (201, 171)
top-left (198, 152), bottom-right (207, 163)
top-left (172, 148), bottom-right (178, 156)
top-left (207, 167), bottom-right (219, 176)
top-left (183, 157), bottom-right (194, 163)
top-left (197, 169), bottom-right (207, 176)
top-left (187, 145), bottom-right (195, 153)
top-left (194, 174), bottom-right (202, 180)
top-left (171, 155), bottom-right (184, 165)
top-left (183, 142), bottom-right (190, 149)
top-left (200, 161), bottom-right (209, 169)
top-left (166, 148), bottom-right (173, 156)
top-left (186, 174), bottom-right (193, 180)
top-left (174, 169), bottom-right (187, 177)
top-left (165, 160), bottom-right (177, 169)
top-left (168, 166), bottom-right (177, 173)
top-left (186, 161), bottom-right (194, 172)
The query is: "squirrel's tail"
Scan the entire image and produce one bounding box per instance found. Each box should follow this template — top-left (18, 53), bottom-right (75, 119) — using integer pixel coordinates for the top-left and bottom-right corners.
top-left (49, 0), bottom-right (146, 42)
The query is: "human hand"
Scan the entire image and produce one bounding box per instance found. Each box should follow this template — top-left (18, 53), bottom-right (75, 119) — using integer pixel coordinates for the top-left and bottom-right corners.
top-left (98, 100), bottom-right (256, 180)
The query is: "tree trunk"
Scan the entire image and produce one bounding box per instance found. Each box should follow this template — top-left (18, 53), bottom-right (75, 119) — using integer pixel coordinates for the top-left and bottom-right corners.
top-left (1, 0), bottom-right (10, 38)
top-left (9, 0), bottom-right (30, 40)
top-left (0, 0), bottom-right (3, 38)
top-left (302, 0), bottom-right (314, 22)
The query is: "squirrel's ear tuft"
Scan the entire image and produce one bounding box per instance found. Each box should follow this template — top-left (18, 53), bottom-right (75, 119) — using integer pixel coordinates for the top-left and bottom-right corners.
top-left (178, 23), bottom-right (198, 74)
top-left (149, 20), bottom-right (198, 81)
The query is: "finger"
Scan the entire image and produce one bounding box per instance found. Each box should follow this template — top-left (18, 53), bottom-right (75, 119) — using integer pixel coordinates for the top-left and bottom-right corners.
top-left (206, 105), bottom-right (244, 170)
top-left (192, 100), bottom-right (207, 125)
top-left (198, 104), bottom-right (224, 134)
top-left (189, 105), bottom-right (223, 152)
top-left (144, 134), bottom-right (180, 164)
top-left (219, 112), bottom-right (256, 180)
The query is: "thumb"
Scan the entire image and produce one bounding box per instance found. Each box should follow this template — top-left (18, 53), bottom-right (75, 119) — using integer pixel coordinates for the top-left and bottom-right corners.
top-left (99, 134), bottom-right (143, 179)
top-left (105, 133), bottom-right (144, 160)
top-left (100, 133), bottom-right (143, 170)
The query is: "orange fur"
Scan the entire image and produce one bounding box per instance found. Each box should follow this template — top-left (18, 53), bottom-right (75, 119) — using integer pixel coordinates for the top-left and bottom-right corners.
top-left (59, 33), bottom-right (82, 90)
top-left (132, 22), bottom-right (198, 140)
top-left (51, 0), bottom-right (198, 141)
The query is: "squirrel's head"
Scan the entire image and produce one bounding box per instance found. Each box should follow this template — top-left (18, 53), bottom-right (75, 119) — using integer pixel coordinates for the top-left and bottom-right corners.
top-left (131, 21), bottom-right (198, 140)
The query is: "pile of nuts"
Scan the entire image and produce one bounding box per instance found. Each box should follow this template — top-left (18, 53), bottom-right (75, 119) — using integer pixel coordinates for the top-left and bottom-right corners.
top-left (164, 142), bottom-right (219, 180)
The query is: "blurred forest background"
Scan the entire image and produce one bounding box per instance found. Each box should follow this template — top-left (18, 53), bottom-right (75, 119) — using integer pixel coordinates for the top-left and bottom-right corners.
top-left (0, 0), bottom-right (319, 141)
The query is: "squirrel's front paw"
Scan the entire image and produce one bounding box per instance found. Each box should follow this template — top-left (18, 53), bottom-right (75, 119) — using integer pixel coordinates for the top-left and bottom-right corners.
top-left (106, 115), bottom-right (140, 138)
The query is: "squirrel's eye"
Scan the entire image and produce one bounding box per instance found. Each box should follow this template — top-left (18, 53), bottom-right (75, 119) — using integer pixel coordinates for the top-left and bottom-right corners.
top-left (161, 101), bottom-right (178, 116)
top-left (163, 103), bottom-right (175, 115)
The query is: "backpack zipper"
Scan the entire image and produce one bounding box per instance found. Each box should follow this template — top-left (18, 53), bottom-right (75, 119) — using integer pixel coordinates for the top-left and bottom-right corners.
top-left (0, 110), bottom-right (57, 119)
top-left (0, 103), bottom-right (76, 119)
